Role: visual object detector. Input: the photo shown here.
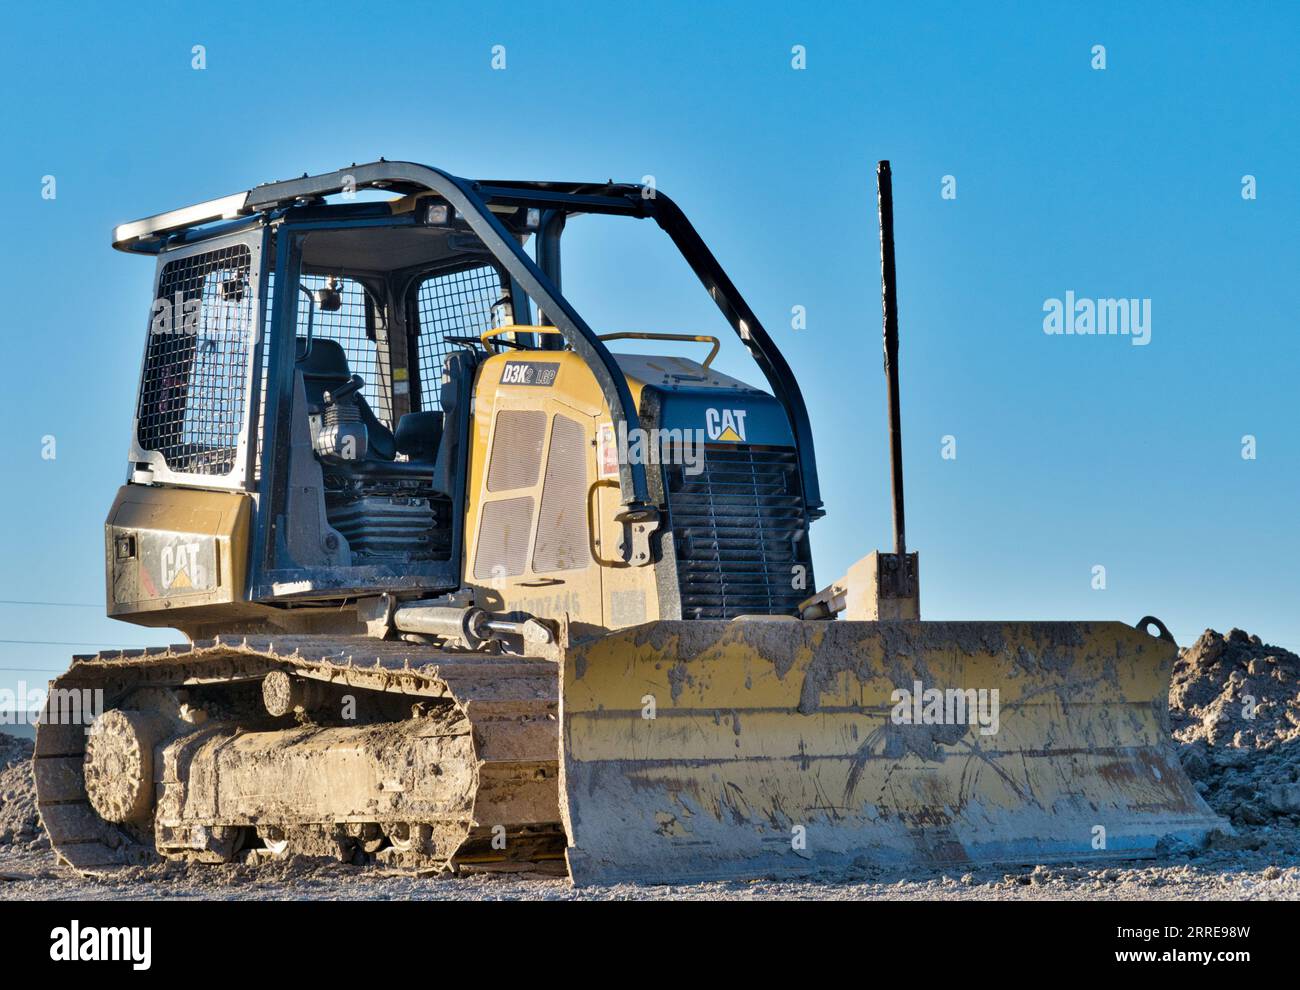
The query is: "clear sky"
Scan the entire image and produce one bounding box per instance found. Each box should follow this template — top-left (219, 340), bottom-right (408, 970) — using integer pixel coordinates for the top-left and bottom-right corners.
top-left (0, 1), bottom-right (1296, 705)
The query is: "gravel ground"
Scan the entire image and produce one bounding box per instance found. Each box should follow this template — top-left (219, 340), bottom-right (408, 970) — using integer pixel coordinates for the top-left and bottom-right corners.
top-left (4, 626), bottom-right (1298, 902)
top-left (4, 835), bottom-right (1299, 901)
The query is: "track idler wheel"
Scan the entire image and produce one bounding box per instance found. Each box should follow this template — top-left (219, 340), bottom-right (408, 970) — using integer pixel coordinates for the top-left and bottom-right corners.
top-left (83, 709), bottom-right (166, 825)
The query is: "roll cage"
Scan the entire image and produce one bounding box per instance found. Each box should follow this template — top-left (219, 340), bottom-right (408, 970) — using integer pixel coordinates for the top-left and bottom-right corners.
top-left (113, 160), bottom-right (823, 526)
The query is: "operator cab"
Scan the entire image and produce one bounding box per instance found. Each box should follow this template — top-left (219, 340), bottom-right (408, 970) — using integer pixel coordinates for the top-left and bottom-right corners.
top-left (129, 199), bottom-right (530, 602)
top-left (112, 162), bottom-right (823, 623)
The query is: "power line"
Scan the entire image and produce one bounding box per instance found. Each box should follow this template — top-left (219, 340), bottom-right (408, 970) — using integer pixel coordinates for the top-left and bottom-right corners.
top-left (0, 639), bottom-right (151, 648)
top-left (0, 600), bottom-right (100, 608)
top-left (0, 601), bottom-right (161, 651)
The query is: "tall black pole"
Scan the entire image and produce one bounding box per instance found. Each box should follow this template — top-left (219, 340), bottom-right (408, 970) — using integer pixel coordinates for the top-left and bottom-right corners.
top-left (877, 161), bottom-right (906, 559)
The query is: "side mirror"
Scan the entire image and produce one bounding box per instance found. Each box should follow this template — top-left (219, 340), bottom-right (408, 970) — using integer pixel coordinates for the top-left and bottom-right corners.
top-left (314, 275), bottom-right (343, 312)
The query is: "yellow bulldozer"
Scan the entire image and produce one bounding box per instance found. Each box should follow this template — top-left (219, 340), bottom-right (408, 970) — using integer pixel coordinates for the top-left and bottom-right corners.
top-left (35, 160), bottom-right (1223, 884)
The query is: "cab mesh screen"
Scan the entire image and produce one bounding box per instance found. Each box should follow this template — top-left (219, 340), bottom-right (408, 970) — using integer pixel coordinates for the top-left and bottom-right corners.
top-left (297, 275), bottom-right (389, 425)
top-left (136, 244), bottom-right (253, 476)
top-left (415, 265), bottom-right (502, 410)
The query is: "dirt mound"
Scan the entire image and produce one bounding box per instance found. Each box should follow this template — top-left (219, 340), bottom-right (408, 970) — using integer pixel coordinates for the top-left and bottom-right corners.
top-left (0, 732), bottom-right (45, 852)
top-left (1171, 628), bottom-right (1300, 747)
top-left (1171, 629), bottom-right (1300, 827)
top-left (0, 731), bottom-right (31, 770)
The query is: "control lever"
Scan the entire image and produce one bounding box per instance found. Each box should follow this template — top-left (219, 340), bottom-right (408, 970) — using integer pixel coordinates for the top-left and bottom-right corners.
top-left (324, 374), bottom-right (364, 404)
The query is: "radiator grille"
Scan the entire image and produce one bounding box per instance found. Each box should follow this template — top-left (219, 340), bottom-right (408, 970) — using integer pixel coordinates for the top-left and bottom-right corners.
top-left (664, 445), bottom-right (812, 619)
top-left (136, 244), bottom-right (253, 475)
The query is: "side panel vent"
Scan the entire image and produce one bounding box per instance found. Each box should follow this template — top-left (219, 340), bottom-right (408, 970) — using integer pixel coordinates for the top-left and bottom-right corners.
top-left (532, 414), bottom-right (590, 573)
top-left (474, 496), bottom-right (535, 579)
top-left (486, 410), bottom-right (546, 492)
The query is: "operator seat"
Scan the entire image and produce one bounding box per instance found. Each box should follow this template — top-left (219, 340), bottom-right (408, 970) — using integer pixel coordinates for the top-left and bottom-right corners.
top-left (394, 411), bottom-right (443, 462)
top-left (297, 338), bottom-right (396, 460)
top-left (429, 347), bottom-right (478, 496)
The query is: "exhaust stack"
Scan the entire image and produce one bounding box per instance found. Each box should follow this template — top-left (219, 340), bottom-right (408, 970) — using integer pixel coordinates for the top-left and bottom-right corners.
top-left (874, 161), bottom-right (919, 612)
top-left (799, 161), bottom-right (919, 621)
top-left (878, 161), bottom-right (906, 561)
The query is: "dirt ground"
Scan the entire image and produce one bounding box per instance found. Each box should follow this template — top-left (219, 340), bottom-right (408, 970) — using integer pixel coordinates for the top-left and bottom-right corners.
top-left (4, 627), bottom-right (1298, 901)
top-left (4, 836), bottom-right (1299, 901)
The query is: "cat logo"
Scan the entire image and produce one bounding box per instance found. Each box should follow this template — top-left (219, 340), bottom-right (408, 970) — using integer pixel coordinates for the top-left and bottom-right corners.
top-left (161, 542), bottom-right (204, 591)
top-left (705, 408), bottom-right (748, 443)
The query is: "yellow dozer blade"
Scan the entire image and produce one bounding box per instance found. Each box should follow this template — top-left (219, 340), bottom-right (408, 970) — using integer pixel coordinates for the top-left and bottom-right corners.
top-left (559, 619), bottom-right (1224, 884)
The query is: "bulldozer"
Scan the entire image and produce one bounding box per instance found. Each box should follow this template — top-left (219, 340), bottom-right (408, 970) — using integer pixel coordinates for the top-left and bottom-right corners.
top-left (34, 160), bottom-right (1223, 884)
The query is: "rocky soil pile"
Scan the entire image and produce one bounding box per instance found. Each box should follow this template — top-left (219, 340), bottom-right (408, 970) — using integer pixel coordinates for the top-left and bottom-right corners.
top-left (1171, 628), bottom-right (1300, 827)
top-left (0, 732), bottom-right (45, 852)
top-left (0, 732), bottom-right (29, 769)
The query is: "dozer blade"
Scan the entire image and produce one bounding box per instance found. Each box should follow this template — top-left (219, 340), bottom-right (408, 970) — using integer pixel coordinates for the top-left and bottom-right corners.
top-left (559, 619), bottom-right (1226, 885)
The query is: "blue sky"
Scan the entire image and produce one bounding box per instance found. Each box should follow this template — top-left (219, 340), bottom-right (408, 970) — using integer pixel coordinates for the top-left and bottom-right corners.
top-left (0, 1), bottom-right (1296, 702)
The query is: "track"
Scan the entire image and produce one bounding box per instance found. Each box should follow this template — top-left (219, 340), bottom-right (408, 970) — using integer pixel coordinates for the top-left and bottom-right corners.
top-left (33, 636), bottom-right (562, 873)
